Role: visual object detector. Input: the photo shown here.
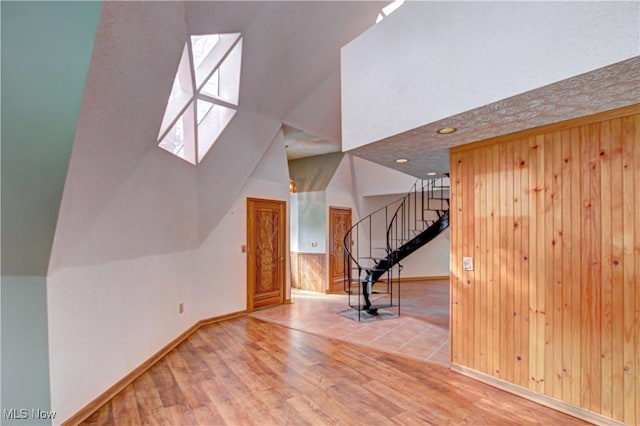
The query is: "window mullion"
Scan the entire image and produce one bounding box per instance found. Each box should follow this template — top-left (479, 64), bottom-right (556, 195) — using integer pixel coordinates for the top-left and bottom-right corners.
top-left (186, 37), bottom-right (200, 164)
top-left (196, 34), bottom-right (241, 94)
top-left (197, 93), bottom-right (237, 111)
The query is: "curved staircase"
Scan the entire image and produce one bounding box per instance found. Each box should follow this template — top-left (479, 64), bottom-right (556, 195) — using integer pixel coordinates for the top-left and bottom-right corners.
top-left (343, 177), bottom-right (450, 319)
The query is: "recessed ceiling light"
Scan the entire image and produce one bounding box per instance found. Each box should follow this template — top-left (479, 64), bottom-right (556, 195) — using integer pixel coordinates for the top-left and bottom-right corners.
top-left (395, 158), bottom-right (409, 163)
top-left (436, 127), bottom-right (457, 135)
top-left (426, 172), bottom-right (437, 176)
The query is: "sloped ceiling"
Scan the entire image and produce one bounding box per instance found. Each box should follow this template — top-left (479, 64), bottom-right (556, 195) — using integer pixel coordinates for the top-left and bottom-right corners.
top-left (45, 1), bottom-right (384, 269)
top-left (283, 124), bottom-right (340, 160)
top-left (1, 2), bottom-right (102, 276)
top-left (288, 152), bottom-right (344, 192)
top-left (187, 1), bottom-right (381, 135)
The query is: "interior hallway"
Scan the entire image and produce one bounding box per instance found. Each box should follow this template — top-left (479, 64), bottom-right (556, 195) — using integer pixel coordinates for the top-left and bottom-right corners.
top-left (251, 280), bottom-right (451, 367)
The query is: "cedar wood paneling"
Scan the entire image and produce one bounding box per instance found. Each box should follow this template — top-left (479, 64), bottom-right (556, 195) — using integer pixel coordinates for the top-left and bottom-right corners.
top-left (450, 106), bottom-right (640, 425)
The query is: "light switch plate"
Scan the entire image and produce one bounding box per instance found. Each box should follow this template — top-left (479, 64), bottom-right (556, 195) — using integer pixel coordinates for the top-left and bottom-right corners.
top-left (463, 257), bottom-right (474, 271)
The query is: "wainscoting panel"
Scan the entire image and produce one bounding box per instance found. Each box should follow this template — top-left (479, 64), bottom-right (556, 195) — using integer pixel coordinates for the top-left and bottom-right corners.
top-left (290, 252), bottom-right (326, 293)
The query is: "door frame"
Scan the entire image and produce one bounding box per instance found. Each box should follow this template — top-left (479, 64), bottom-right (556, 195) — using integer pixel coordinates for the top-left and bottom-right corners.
top-left (246, 197), bottom-right (287, 312)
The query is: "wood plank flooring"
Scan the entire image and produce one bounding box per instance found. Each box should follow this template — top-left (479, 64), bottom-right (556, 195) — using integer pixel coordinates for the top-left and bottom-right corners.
top-left (83, 316), bottom-right (587, 425)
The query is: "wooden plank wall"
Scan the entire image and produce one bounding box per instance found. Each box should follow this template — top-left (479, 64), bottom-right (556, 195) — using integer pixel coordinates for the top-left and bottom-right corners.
top-left (290, 252), bottom-right (326, 293)
top-left (450, 106), bottom-right (640, 425)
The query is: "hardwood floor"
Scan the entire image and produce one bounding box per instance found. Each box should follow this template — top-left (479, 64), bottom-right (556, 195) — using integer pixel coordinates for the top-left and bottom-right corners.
top-left (83, 315), bottom-right (587, 425)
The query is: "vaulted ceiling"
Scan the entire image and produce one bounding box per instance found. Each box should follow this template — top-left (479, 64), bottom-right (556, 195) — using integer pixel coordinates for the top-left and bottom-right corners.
top-left (187, 1), bottom-right (382, 145)
top-left (3, 1), bottom-right (638, 275)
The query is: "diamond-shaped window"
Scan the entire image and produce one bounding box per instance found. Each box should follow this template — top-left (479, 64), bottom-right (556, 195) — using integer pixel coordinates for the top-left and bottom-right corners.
top-left (158, 33), bottom-right (242, 165)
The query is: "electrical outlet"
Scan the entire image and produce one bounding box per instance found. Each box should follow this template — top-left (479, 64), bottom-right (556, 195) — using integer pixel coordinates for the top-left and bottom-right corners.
top-left (179, 302), bottom-right (184, 314)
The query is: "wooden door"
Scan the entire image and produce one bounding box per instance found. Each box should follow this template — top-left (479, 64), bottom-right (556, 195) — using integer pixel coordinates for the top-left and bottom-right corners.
top-left (328, 207), bottom-right (351, 293)
top-left (247, 198), bottom-right (286, 311)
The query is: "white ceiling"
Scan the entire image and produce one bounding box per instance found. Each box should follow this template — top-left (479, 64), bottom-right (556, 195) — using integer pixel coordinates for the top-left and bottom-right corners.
top-left (62, 1), bottom-right (640, 203)
top-left (181, 1), bottom-right (638, 176)
top-left (186, 1), bottom-right (382, 140)
top-left (283, 124), bottom-right (341, 160)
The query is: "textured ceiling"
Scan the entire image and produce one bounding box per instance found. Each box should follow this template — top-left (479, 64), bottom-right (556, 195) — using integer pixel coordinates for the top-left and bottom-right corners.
top-left (348, 56), bottom-right (640, 178)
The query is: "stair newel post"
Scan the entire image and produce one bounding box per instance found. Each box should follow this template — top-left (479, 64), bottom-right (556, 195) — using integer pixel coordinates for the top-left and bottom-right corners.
top-left (355, 222), bottom-right (358, 276)
top-left (385, 204), bottom-right (388, 229)
top-left (415, 182), bottom-right (419, 234)
top-left (400, 200), bottom-right (405, 246)
top-left (412, 182), bottom-right (416, 236)
top-left (395, 202), bottom-right (400, 252)
top-left (408, 192), bottom-right (412, 242)
top-left (421, 179), bottom-right (425, 223)
top-left (367, 213), bottom-right (371, 261)
top-left (397, 262), bottom-right (402, 317)
top-left (343, 242), bottom-right (348, 293)
top-left (402, 200), bottom-right (405, 247)
top-left (406, 195), bottom-right (410, 242)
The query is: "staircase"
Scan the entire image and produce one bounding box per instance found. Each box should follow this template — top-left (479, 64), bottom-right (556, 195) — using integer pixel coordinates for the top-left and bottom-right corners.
top-left (343, 177), bottom-right (450, 319)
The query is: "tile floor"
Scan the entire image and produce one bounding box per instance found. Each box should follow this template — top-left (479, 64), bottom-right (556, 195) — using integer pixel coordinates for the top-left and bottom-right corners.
top-left (250, 280), bottom-right (451, 367)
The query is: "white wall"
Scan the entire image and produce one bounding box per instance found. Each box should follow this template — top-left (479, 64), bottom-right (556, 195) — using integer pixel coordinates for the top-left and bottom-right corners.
top-left (290, 193), bottom-right (299, 252)
top-left (352, 156), bottom-right (416, 197)
top-left (326, 154), bottom-right (360, 216)
top-left (196, 107), bottom-right (282, 243)
top-left (47, 129), bottom-right (290, 424)
top-left (342, 1), bottom-right (640, 150)
top-left (400, 228), bottom-right (450, 279)
top-left (358, 193), bottom-right (450, 279)
top-left (47, 251), bottom-right (197, 424)
top-left (297, 192), bottom-right (327, 253)
top-left (194, 129), bottom-right (292, 316)
top-left (284, 70), bottom-right (341, 143)
top-left (46, 4), bottom-right (290, 423)
top-left (349, 157), bottom-right (417, 259)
